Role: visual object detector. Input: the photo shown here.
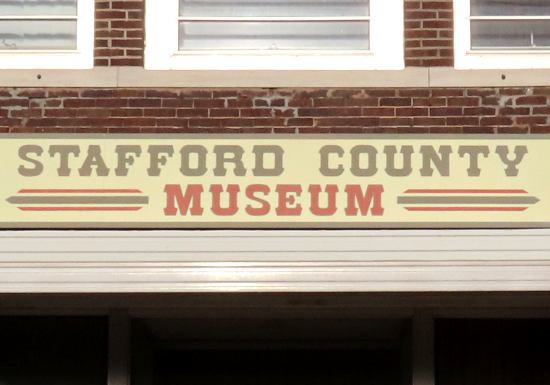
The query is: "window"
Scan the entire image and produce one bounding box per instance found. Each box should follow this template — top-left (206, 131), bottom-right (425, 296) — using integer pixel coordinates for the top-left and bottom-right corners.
top-left (436, 319), bottom-right (550, 385)
top-left (0, 0), bottom-right (94, 69)
top-left (455, 0), bottom-right (550, 69)
top-left (0, 316), bottom-right (108, 385)
top-left (145, 0), bottom-right (404, 70)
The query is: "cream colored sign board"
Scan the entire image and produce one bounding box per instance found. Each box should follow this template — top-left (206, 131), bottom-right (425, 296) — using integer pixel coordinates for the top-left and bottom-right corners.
top-left (1, 135), bottom-right (548, 228)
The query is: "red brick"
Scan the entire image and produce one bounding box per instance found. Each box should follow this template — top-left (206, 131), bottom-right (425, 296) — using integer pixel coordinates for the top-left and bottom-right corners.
top-left (287, 118), bottom-right (314, 126)
top-left (447, 97), bottom-right (480, 107)
top-left (430, 107), bottom-right (463, 116)
top-left (396, 108), bottom-right (429, 116)
top-left (379, 117), bottom-right (413, 126)
top-left (241, 109), bottom-right (274, 118)
top-left (363, 107), bottom-right (395, 116)
top-left (298, 108), bottom-right (362, 117)
top-left (480, 117), bottom-right (513, 126)
top-left (129, 99), bottom-right (161, 107)
top-left (432, 89), bottom-right (464, 97)
top-left (210, 109), bottom-right (240, 118)
top-left (177, 109), bottom-right (209, 118)
top-left (143, 109), bottom-right (176, 117)
top-left (446, 117), bottom-right (480, 126)
top-left (499, 107), bottom-right (531, 116)
top-left (516, 96), bottom-right (548, 106)
top-left (463, 107), bottom-right (496, 116)
top-left (194, 99), bottom-right (225, 108)
top-left (531, 126), bottom-right (550, 133)
top-left (500, 88), bottom-right (528, 96)
top-left (413, 117), bottom-right (446, 126)
top-left (379, 98), bottom-right (412, 107)
top-left (2, 86), bottom-right (550, 135)
top-left (498, 127), bottom-right (529, 134)
top-left (515, 116), bottom-right (548, 125)
top-left (316, 118), bottom-right (379, 127)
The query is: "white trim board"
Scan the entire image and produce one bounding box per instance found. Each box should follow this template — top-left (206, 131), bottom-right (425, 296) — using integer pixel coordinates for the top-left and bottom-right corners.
top-left (2, 67), bottom-right (550, 88)
top-left (0, 229), bottom-right (549, 293)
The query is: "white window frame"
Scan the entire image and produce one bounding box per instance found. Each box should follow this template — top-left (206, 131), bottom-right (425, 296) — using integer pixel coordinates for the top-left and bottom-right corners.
top-left (454, 0), bottom-right (550, 69)
top-left (0, 0), bottom-right (95, 69)
top-left (145, 0), bottom-right (404, 70)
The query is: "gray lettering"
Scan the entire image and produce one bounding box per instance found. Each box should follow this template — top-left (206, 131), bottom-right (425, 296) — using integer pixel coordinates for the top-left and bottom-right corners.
top-left (180, 145), bottom-right (207, 177)
top-left (78, 145), bottom-right (109, 177)
top-left (350, 145), bottom-right (378, 177)
top-left (384, 145), bottom-right (413, 177)
top-left (213, 145), bottom-right (246, 176)
top-left (115, 145), bottom-right (141, 176)
top-left (420, 145), bottom-right (452, 177)
top-left (18, 145), bottom-right (44, 177)
top-left (459, 146), bottom-right (489, 177)
top-left (496, 145), bottom-right (528, 177)
top-left (319, 145), bottom-right (344, 177)
top-left (147, 145), bottom-right (174, 176)
top-left (252, 145), bottom-right (284, 176)
top-left (49, 145), bottom-right (80, 177)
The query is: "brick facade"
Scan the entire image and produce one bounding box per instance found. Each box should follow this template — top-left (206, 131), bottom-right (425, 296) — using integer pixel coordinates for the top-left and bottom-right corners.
top-left (94, 0), bottom-right (145, 66)
top-left (1, 88), bottom-right (549, 134)
top-left (404, 0), bottom-right (454, 66)
top-left (3, 0), bottom-right (548, 135)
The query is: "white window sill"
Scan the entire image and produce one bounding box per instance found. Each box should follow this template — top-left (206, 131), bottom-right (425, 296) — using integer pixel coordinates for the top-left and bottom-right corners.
top-left (2, 67), bottom-right (550, 88)
top-left (456, 51), bottom-right (550, 70)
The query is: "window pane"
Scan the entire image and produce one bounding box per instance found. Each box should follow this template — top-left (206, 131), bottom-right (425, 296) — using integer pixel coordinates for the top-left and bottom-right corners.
top-left (134, 317), bottom-right (410, 385)
top-left (179, 0), bottom-right (370, 17)
top-left (0, 316), bottom-right (108, 385)
top-left (0, 20), bottom-right (77, 50)
top-left (471, 20), bottom-right (550, 49)
top-left (436, 319), bottom-right (550, 385)
top-left (471, 0), bottom-right (550, 16)
top-left (0, 0), bottom-right (77, 16)
top-left (179, 21), bottom-right (369, 50)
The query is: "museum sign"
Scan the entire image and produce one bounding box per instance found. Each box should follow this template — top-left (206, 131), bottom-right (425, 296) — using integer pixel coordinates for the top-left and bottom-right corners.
top-left (2, 135), bottom-right (547, 228)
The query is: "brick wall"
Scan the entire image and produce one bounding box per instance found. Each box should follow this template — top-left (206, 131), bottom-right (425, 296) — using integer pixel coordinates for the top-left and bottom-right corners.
top-left (94, 0), bottom-right (145, 66)
top-left (404, 0), bottom-right (453, 66)
top-left (1, 88), bottom-right (548, 134)
top-left (4, 1), bottom-right (548, 137)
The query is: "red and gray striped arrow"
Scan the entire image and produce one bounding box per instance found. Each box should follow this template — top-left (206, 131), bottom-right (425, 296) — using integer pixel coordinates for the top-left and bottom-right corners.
top-left (398, 189), bottom-right (539, 212)
top-left (7, 189), bottom-right (149, 212)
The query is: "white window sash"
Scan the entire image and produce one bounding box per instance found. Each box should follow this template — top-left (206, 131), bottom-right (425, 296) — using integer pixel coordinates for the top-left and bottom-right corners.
top-left (145, 0), bottom-right (404, 70)
top-left (0, 0), bottom-right (94, 69)
top-left (454, 0), bottom-right (550, 69)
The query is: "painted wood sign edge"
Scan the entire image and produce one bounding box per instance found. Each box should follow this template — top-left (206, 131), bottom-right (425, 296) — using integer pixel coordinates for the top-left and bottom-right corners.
top-left (1, 134), bottom-right (548, 229)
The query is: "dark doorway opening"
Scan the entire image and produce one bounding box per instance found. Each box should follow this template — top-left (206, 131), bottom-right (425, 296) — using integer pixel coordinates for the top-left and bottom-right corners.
top-left (133, 317), bottom-right (411, 385)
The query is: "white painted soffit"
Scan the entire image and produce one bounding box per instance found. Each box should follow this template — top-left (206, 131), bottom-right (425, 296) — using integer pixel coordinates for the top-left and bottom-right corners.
top-left (0, 229), bottom-right (549, 293)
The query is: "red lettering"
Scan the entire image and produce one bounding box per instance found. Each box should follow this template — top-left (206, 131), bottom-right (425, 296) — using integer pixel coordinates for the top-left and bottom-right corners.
top-left (210, 184), bottom-right (240, 216)
top-left (275, 184), bottom-right (302, 216)
top-left (345, 185), bottom-right (384, 216)
top-left (164, 184), bottom-right (204, 216)
top-left (245, 184), bottom-right (271, 216)
top-left (309, 184), bottom-right (338, 216)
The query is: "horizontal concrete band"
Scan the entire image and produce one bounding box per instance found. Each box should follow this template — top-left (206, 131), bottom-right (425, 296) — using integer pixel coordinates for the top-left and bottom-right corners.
top-left (0, 229), bottom-right (550, 293)
top-left (1, 67), bottom-right (550, 88)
